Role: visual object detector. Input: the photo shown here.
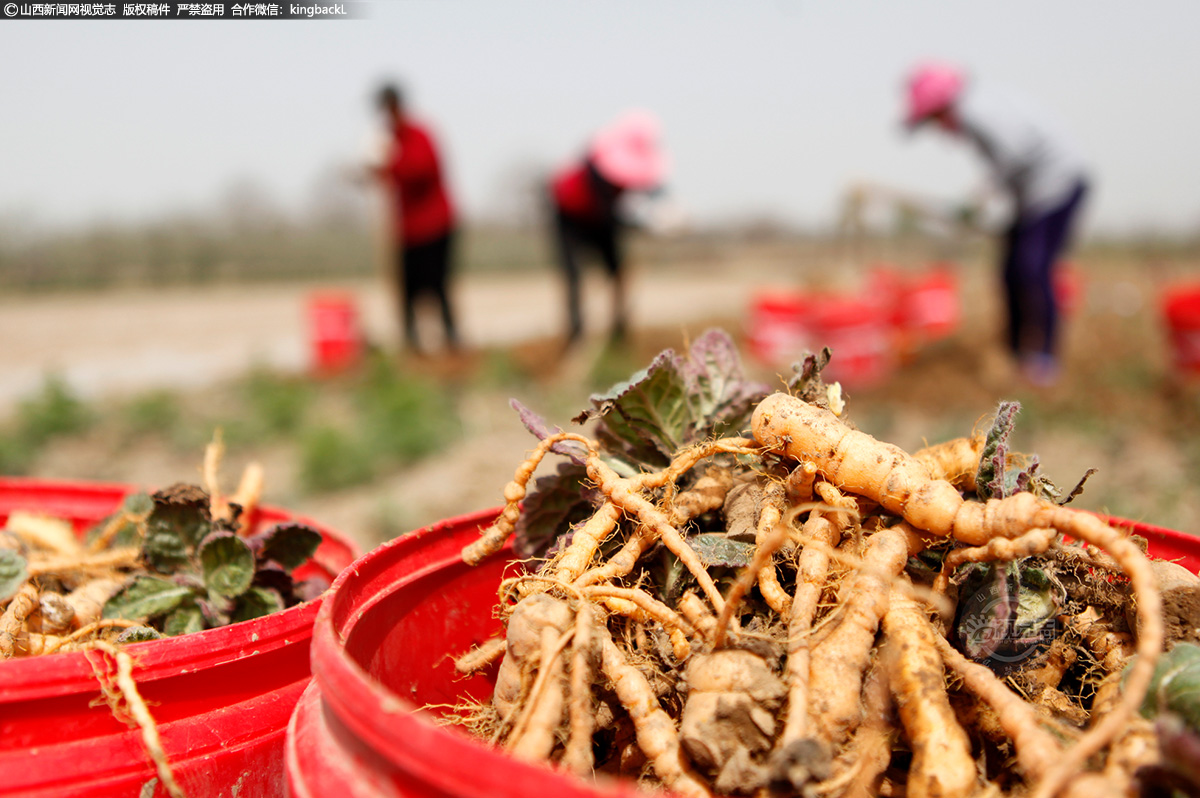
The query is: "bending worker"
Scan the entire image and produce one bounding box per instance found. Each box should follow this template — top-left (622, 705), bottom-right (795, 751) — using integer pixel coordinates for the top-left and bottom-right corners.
top-left (371, 83), bottom-right (459, 354)
top-left (548, 110), bottom-right (668, 347)
top-left (904, 63), bottom-right (1089, 385)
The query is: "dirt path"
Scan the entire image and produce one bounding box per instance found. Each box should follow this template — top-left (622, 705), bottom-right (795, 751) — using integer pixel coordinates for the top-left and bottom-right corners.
top-left (0, 263), bottom-right (785, 415)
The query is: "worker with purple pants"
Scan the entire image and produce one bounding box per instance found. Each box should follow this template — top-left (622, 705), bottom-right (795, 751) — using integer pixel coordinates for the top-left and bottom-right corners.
top-left (904, 63), bottom-right (1089, 386)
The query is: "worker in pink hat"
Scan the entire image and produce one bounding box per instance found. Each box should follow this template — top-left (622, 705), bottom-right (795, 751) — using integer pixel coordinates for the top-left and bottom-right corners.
top-left (548, 110), bottom-right (668, 347)
top-left (905, 63), bottom-right (1090, 386)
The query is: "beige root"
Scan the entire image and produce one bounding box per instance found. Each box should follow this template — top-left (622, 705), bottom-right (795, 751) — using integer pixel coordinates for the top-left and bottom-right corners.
top-left (753, 480), bottom-right (792, 616)
top-left (203, 432), bottom-right (231, 524)
top-left (5, 511), bottom-right (82, 557)
top-left (934, 634), bottom-right (1063, 777)
top-left (571, 457), bottom-right (736, 591)
top-left (711, 495), bottom-right (792, 649)
top-left (667, 466), bottom-right (735, 526)
top-left (552, 502), bottom-right (623, 585)
top-left (28, 591), bottom-right (74, 634)
top-left (508, 626), bottom-right (574, 761)
top-left (582, 585), bottom-right (693, 661)
top-left (561, 602), bottom-right (597, 776)
top-left (1067, 607), bottom-right (1135, 718)
top-left (806, 523), bottom-right (924, 747)
top-left (588, 456), bottom-right (727, 615)
top-left (28, 547), bottom-right (141, 578)
top-left (597, 624), bottom-right (712, 798)
top-left (777, 486), bottom-right (855, 747)
top-left (883, 592), bottom-right (976, 798)
top-left (571, 479), bottom-right (721, 590)
top-left (230, 461), bottom-right (264, 534)
top-left (86, 641), bottom-right (186, 798)
top-left (836, 659), bottom-right (896, 798)
top-left (678, 592), bottom-right (718, 642)
top-left (492, 594), bottom-right (574, 724)
top-left (463, 433), bottom-right (598, 566)
top-left (39, 618), bottom-right (143, 655)
top-left (932, 526), bottom-right (1058, 597)
top-left (454, 637), bottom-right (507, 675)
top-left (0, 583), bottom-right (40, 658)
top-left (65, 577), bottom-right (124, 629)
top-left (785, 460), bottom-right (820, 503)
top-left (752, 391), bottom-right (1164, 798)
top-left (913, 433), bottom-right (985, 492)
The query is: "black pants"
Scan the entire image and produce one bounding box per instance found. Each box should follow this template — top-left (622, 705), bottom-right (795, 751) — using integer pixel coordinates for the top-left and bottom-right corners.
top-left (1001, 181), bottom-right (1087, 359)
top-left (398, 229), bottom-right (458, 350)
top-left (552, 209), bottom-right (624, 342)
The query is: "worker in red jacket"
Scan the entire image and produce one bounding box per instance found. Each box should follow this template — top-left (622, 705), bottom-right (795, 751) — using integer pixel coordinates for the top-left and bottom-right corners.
top-left (373, 84), bottom-right (459, 353)
top-left (549, 110), bottom-right (668, 347)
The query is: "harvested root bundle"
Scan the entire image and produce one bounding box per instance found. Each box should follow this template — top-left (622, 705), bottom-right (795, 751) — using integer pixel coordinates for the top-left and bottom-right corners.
top-left (451, 331), bottom-right (1197, 798)
top-left (0, 457), bottom-right (327, 658)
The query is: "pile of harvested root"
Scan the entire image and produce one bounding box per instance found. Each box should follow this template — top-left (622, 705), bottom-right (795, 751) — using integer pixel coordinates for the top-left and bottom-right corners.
top-left (0, 448), bottom-right (327, 659)
top-left (452, 333), bottom-right (1200, 798)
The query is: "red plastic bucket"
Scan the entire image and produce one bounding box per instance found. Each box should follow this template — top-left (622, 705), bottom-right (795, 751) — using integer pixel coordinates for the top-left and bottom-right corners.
top-left (746, 291), bottom-right (895, 388)
top-left (0, 477), bottom-right (359, 798)
top-left (1054, 262), bottom-right (1084, 318)
top-left (900, 265), bottom-right (960, 343)
top-left (746, 292), bottom-right (814, 369)
top-left (808, 295), bottom-right (895, 388)
top-left (309, 291), bottom-right (364, 374)
top-left (287, 508), bottom-right (1198, 798)
top-left (1162, 283), bottom-right (1200, 376)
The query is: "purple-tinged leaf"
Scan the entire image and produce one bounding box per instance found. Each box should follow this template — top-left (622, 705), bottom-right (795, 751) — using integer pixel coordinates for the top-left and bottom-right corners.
top-left (976, 401), bottom-right (1021, 500)
top-left (248, 522), bottom-right (322, 571)
top-left (680, 329), bottom-right (771, 438)
top-left (512, 463), bottom-right (597, 561)
top-left (511, 399), bottom-right (589, 465)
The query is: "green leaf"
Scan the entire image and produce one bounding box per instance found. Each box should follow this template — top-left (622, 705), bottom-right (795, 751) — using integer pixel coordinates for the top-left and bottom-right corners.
top-left (0, 549), bottom-right (29, 602)
top-left (252, 522), bottom-right (322, 571)
top-left (578, 350), bottom-right (692, 467)
top-left (1011, 566), bottom-right (1059, 639)
top-left (163, 605), bottom-right (206, 636)
top-left (103, 576), bottom-right (193, 620)
top-left (148, 483), bottom-right (212, 548)
top-left (691, 534), bottom-right (755, 569)
top-left (116, 625), bottom-right (163, 643)
top-left (199, 531), bottom-right (255, 598)
top-left (198, 596), bottom-right (231, 628)
top-left (142, 525), bottom-right (189, 573)
top-left (231, 587), bottom-right (285, 624)
top-left (1137, 642), bottom-right (1200, 728)
top-left (122, 492), bottom-right (155, 517)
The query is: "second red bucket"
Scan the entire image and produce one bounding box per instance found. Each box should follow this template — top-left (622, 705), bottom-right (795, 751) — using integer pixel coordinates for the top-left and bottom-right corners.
top-left (0, 477), bottom-right (359, 798)
top-left (1163, 283), bottom-right (1200, 377)
top-left (308, 291), bottom-right (364, 374)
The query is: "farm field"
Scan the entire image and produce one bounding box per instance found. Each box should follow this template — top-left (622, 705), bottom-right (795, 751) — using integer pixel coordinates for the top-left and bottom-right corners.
top-left (2, 237), bottom-right (1198, 550)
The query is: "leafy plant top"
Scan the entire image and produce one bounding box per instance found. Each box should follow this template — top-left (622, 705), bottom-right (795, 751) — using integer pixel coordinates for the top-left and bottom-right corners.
top-left (100, 484), bottom-right (327, 637)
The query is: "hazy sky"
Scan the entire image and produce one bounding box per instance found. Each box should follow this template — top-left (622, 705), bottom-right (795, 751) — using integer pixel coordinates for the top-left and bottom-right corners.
top-left (3, 1), bottom-right (1199, 235)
